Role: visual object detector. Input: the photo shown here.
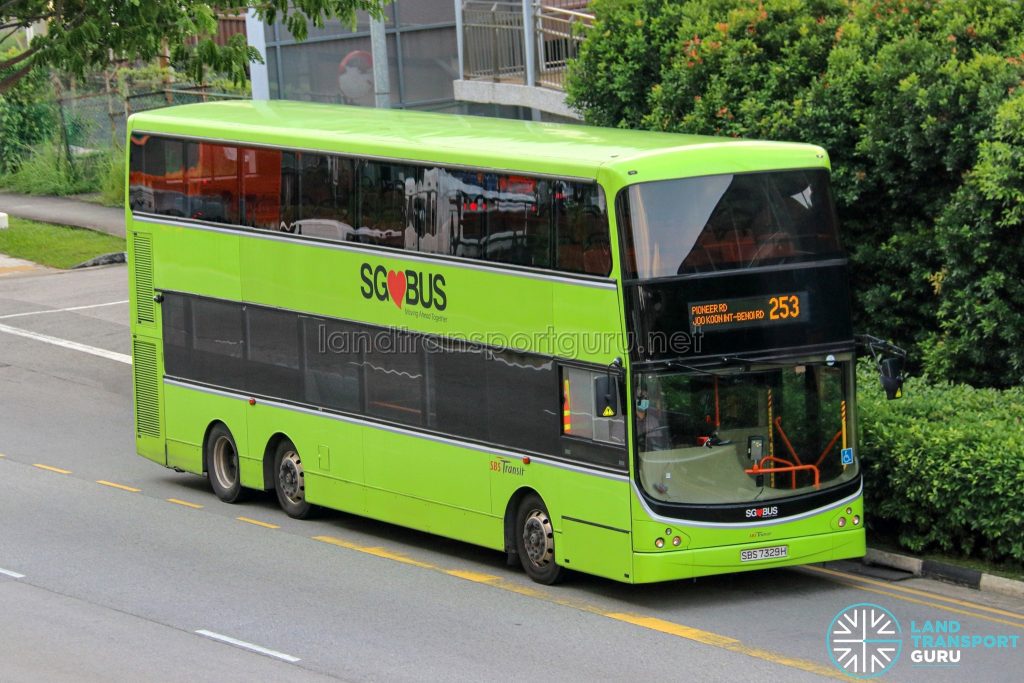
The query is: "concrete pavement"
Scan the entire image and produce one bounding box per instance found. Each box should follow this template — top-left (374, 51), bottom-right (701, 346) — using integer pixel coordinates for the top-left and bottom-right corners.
top-left (0, 191), bottom-right (124, 238)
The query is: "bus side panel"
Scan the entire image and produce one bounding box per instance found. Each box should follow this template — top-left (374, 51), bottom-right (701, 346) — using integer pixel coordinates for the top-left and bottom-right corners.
top-left (151, 222), bottom-right (243, 302)
top-left (488, 465), bottom-right (633, 580)
top-left (550, 470), bottom-right (633, 582)
top-left (246, 402), bottom-right (367, 514)
top-left (362, 428), bottom-right (501, 549)
top-left (164, 382), bottom-right (248, 476)
top-left (552, 284), bottom-right (623, 365)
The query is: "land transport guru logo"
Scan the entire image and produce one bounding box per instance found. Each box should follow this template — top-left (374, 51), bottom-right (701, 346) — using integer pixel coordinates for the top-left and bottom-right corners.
top-left (359, 262), bottom-right (447, 312)
top-left (826, 601), bottom-right (1020, 677)
top-left (827, 603), bottom-right (902, 678)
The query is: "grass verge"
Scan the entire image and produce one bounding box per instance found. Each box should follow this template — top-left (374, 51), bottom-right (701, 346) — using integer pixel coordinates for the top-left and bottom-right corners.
top-left (0, 216), bottom-right (125, 269)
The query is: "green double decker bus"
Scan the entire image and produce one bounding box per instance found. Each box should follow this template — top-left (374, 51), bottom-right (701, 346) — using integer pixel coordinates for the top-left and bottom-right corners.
top-left (127, 101), bottom-right (878, 584)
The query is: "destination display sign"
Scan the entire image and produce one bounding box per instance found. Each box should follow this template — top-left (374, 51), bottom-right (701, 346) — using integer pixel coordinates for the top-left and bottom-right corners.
top-left (689, 292), bottom-right (809, 332)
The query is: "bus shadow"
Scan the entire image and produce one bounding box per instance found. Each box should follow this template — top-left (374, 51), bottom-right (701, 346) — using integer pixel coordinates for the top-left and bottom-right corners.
top-left (156, 472), bottom-right (849, 610)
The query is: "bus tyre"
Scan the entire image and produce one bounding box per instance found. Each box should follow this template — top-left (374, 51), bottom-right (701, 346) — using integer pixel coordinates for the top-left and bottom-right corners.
top-left (274, 439), bottom-right (314, 519)
top-left (515, 494), bottom-right (565, 585)
top-left (207, 424), bottom-right (244, 504)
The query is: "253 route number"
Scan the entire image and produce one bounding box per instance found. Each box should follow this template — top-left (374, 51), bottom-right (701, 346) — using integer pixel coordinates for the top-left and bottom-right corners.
top-left (768, 295), bottom-right (800, 321)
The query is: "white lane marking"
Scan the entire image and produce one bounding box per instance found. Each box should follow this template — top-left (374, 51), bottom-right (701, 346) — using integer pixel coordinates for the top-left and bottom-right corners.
top-left (0, 568), bottom-right (26, 579)
top-left (0, 300), bottom-right (129, 320)
top-left (194, 630), bottom-right (300, 663)
top-left (0, 322), bottom-right (131, 365)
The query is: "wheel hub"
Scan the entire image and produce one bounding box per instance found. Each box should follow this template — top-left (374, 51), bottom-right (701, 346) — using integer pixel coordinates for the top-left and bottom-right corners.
top-left (522, 510), bottom-right (553, 567)
top-left (278, 450), bottom-right (304, 504)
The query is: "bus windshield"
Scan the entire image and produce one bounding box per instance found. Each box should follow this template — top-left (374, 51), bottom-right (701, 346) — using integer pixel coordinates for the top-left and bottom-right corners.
top-left (634, 359), bottom-right (857, 505)
top-left (620, 169), bottom-right (842, 279)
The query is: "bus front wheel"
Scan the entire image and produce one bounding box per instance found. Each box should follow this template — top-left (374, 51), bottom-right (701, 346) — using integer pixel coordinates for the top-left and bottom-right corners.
top-left (207, 424), bottom-right (244, 503)
top-left (515, 494), bottom-right (565, 585)
top-left (274, 439), bottom-right (314, 519)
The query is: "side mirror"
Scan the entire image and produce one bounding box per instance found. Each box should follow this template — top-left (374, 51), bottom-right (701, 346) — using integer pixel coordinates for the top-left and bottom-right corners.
top-left (879, 356), bottom-right (904, 400)
top-left (593, 374), bottom-right (619, 417)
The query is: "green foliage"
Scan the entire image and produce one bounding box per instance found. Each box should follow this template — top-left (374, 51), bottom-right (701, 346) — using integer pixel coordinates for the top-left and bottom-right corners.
top-left (0, 1), bottom-right (388, 95)
top-left (924, 91), bottom-right (1024, 388)
top-left (0, 140), bottom-right (100, 196)
top-left (0, 50), bottom-right (55, 173)
top-left (99, 146), bottom-right (127, 207)
top-left (567, 0), bottom-right (1024, 386)
top-left (858, 361), bottom-right (1024, 563)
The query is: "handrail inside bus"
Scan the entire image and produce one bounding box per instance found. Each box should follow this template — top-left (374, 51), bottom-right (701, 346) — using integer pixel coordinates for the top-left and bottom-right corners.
top-left (745, 455), bottom-right (821, 490)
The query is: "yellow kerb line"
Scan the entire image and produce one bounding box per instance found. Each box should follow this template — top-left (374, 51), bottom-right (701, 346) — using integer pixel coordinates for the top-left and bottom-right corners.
top-left (97, 480), bottom-right (141, 492)
top-left (804, 565), bottom-right (1024, 623)
top-left (167, 498), bottom-right (203, 509)
top-left (33, 463), bottom-right (71, 474)
top-left (237, 516), bottom-right (279, 529)
top-left (313, 535), bottom-right (841, 679)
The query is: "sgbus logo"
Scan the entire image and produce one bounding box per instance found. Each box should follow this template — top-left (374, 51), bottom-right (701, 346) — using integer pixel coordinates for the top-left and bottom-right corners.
top-left (359, 263), bottom-right (447, 312)
top-left (745, 506), bottom-right (779, 519)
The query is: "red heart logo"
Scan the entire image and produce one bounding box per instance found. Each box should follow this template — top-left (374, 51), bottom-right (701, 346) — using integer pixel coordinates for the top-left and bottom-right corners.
top-left (386, 270), bottom-right (406, 309)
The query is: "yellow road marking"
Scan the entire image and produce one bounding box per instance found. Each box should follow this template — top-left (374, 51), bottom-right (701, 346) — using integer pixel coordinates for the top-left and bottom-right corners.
top-left (237, 516), bottom-right (279, 529)
top-left (96, 480), bottom-right (141, 493)
top-left (313, 535), bottom-right (840, 679)
top-left (0, 453), bottom-right (6, 457)
top-left (313, 535), bottom-right (436, 569)
top-left (167, 498), bottom-right (203, 509)
top-left (819, 577), bottom-right (1024, 630)
top-left (804, 566), bottom-right (1024, 625)
top-left (33, 463), bottom-right (71, 474)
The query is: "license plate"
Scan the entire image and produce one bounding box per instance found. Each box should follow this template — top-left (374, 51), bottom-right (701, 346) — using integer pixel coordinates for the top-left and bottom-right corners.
top-left (740, 545), bottom-right (789, 562)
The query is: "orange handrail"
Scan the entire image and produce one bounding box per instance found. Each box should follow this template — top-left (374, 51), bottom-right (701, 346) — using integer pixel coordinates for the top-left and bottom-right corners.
top-left (815, 430), bottom-right (843, 466)
top-left (773, 416), bottom-right (802, 464)
top-left (746, 455), bottom-right (821, 490)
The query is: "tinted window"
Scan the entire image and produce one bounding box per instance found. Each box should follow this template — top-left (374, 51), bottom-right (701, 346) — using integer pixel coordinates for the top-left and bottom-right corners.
top-left (555, 182), bottom-right (610, 276)
top-left (245, 306), bottom-right (301, 401)
top-left (162, 294), bottom-right (247, 389)
top-left (365, 330), bottom-right (425, 426)
top-left (426, 338), bottom-right (488, 441)
top-left (620, 170), bottom-right (842, 279)
top-left (128, 135), bottom-right (187, 217)
top-left (295, 154), bottom-right (355, 241)
top-left (303, 317), bottom-right (364, 412)
top-left (162, 292), bottom-right (191, 377)
top-left (187, 142), bottom-right (239, 224)
top-left (356, 161), bottom-right (417, 248)
top-left (485, 349), bottom-right (559, 454)
top-left (131, 136), bottom-right (613, 278)
top-left (241, 147), bottom-right (282, 229)
top-left (451, 172), bottom-right (552, 268)
top-left (191, 297), bottom-right (246, 387)
top-left (562, 366), bottom-right (625, 445)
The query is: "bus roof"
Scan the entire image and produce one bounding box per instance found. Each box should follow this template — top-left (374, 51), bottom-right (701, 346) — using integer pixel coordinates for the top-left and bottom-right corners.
top-left (128, 100), bottom-right (829, 184)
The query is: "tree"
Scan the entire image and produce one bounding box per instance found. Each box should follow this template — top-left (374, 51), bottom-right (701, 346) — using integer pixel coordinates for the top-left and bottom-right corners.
top-left (566, 0), bottom-right (1024, 384)
top-left (0, 1), bottom-right (388, 95)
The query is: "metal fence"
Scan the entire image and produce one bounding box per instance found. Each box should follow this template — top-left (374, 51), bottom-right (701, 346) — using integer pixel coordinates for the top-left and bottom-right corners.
top-left (58, 84), bottom-right (245, 152)
top-left (462, 1), bottom-right (527, 83)
top-left (534, 3), bottom-right (592, 89)
top-left (461, 1), bottom-right (593, 90)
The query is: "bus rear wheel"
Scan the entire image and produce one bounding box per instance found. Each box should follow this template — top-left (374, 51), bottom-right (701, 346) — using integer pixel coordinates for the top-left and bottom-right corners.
top-left (207, 424), bottom-right (244, 503)
top-left (274, 439), bottom-right (314, 519)
top-left (515, 494), bottom-right (565, 585)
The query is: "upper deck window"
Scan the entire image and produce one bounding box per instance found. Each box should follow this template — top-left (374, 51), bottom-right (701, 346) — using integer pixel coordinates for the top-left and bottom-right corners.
top-left (618, 170), bottom-right (842, 280)
top-left (130, 134), bottom-right (611, 278)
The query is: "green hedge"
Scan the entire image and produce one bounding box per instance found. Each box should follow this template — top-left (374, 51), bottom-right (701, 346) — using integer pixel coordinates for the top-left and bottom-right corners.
top-left (858, 362), bottom-right (1024, 563)
top-left (566, 0), bottom-right (1024, 387)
